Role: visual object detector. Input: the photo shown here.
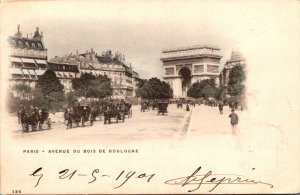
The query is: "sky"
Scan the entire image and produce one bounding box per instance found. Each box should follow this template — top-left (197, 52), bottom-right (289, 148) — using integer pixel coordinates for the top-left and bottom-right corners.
top-left (1, 0), bottom-right (299, 81)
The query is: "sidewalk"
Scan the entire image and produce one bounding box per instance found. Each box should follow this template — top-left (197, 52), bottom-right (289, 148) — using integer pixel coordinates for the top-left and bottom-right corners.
top-left (187, 105), bottom-right (235, 136)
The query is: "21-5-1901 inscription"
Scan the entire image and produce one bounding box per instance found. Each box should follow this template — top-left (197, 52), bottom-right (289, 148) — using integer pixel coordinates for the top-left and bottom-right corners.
top-left (26, 165), bottom-right (273, 193)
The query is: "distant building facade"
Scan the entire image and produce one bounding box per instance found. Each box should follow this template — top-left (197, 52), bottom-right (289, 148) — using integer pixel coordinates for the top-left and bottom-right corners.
top-left (7, 26), bottom-right (141, 99)
top-left (219, 51), bottom-right (246, 98)
top-left (132, 70), bottom-right (140, 97)
top-left (47, 60), bottom-right (80, 93)
top-left (161, 45), bottom-right (222, 97)
top-left (48, 49), bottom-right (141, 98)
top-left (7, 26), bottom-right (47, 96)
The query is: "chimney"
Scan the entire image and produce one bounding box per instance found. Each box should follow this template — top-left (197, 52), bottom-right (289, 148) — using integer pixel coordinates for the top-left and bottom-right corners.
top-left (41, 31), bottom-right (44, 42)
top-left (33, 27), bottom-right (41, 40)
top-left (15, 24), bottom-right (22, 38)
top-left (85, 50), bottom-right (89, 61)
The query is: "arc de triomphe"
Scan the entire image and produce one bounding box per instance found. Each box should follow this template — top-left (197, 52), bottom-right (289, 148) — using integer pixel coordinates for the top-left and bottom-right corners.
top-left (161, 45), bottom-right (222, 98)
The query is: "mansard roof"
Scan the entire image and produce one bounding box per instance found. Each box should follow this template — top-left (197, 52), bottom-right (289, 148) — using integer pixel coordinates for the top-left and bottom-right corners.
top-left (96, 55), bottom-right (133, 72)
top-left (96, 55), bottom-right (124, 65)
top-left (8, 36), bottom-right (46, 51)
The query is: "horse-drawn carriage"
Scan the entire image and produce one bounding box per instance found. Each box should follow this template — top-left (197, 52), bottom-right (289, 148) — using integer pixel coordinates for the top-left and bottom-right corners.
top-left (149, 101), bottom-right (158, 110)
top-left (176, 100), bottom-right (183, 108)
top-left (141, 102), bottom-right (150, 112)
top-left (157, 102), bottom-right (168, 115)
top-left (103, 103), bottom-right (125, 124)
top-left (64, 105), bottom-right (93, 129)
top-left (124, 103), bottom-right (132, 118)
top-left (89, 101), bottom-right (106, 121)
top-left (19, 108), bottom-right (51, 133)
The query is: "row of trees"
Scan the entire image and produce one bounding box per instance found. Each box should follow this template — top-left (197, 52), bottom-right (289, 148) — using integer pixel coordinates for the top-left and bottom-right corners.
top-left (8, 70), bottom-right (113, 112)
top-left (187, 65), bottom-right (246, 100)
top-left (227, 65), bottom-right (246, 97)
top-left (8, 65), bottom-right (245, 112)
top-left (187, 78), bottom-right (221, 99)
top-left (135, 77), bottom-right (173, 99)
top-left (9, 70), bottom-right (173, 112)
top-left (71, 73), bottom-right (112, 98)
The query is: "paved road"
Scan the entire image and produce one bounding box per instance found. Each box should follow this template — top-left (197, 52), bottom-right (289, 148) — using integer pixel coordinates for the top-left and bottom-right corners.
top-left (10, 104), bottom-right (190, 144)
top-left (9, 104), bottom-right (243, 145)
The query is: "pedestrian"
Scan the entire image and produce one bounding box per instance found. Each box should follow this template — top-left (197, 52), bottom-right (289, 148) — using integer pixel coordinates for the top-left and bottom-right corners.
top-left (218, 101), bottom-right (224, 114)
top-left (229, 109), bottom-right (238, 135)
top-left (231, 101), bottom-right (234, 109)
top-left (235, 101), bottom-right (238, 110)
top-left (186, 103), bottom-right (190, 111)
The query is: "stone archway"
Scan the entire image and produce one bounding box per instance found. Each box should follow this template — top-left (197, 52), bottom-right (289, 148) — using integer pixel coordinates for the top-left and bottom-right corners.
top-left (178, 67), bottom-right (191, 97)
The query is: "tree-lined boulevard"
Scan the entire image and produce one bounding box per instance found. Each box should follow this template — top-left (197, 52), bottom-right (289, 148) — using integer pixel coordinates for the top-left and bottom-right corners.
top-left (8, 103), bottom-right (242, 144)
top-left (8, 63), bottom-right (247, 140)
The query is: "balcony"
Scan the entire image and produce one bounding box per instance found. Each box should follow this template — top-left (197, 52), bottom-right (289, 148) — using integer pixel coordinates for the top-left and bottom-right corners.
top-left (11, 48), bottom-right (47, 59)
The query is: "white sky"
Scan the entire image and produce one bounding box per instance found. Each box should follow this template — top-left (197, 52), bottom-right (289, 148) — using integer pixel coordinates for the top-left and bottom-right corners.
top-left (1, 0), bottom-right (299, 79)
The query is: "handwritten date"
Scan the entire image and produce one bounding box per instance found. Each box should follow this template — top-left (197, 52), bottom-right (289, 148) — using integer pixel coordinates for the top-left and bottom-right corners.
top-left (30, 167), bottom-right (155, 189)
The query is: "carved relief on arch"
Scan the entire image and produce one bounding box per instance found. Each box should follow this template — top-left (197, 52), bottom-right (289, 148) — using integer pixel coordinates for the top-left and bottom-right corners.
top-left (175, 65), bottom-right (183, 72)
top-left (176, 64), bottom-right (192, 75)
top-left (184, 64), bottom-right (192, 71)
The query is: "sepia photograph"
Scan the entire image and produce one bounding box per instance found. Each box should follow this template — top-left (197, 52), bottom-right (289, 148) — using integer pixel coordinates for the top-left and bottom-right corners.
top-left (0, 0), bottom-right (299, 194)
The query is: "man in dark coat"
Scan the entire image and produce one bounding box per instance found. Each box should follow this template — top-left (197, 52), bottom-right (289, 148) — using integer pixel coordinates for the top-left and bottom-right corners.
top-left (218, 101), bottom-right (224, 114)
top-left (186, 103), bottom-right (190, 111)
top-left (229, 109), bottom-right (238, 135)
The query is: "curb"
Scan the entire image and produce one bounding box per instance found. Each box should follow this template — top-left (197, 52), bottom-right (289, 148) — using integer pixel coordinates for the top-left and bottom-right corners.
top-left (178, 108), bottom-right (193, 136)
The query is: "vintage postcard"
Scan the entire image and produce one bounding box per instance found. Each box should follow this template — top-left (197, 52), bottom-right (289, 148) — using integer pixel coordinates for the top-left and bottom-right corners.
top-left (0, 0), bottom-right (299, 194)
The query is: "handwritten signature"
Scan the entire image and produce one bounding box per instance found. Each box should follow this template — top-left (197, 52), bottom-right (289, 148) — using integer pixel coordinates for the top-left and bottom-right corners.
top-left (165, 166), bottom-right (273, 192)
top-left (29, 166), bottom-right (273, 192)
